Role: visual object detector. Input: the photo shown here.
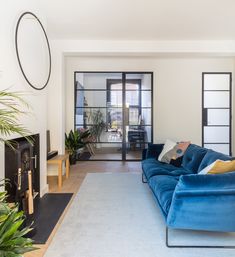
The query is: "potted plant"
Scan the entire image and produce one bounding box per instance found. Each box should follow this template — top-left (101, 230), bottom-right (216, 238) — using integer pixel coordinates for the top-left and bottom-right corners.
top-left (89, 109), bottom-right (106, 147)
top-left (0, 90), bottom-right (36, 256)
top-left (65, 129), bottom-right (90, 165)
top-left (0, 180), bottom-right (37, 257)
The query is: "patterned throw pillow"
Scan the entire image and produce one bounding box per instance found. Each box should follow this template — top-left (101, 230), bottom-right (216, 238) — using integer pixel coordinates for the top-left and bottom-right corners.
top-left (158, 140), bottom-right (190, 164)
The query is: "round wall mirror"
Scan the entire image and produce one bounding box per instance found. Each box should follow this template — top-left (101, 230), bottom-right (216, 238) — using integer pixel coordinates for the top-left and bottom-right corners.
top-left (15, 12), bottom-right (51, 90)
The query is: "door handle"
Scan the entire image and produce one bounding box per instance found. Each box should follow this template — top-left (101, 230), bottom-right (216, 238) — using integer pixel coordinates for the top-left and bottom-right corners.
top-left (17, 168), bottom-right (21, 190)
top-left (202, 108), bottom-right (208, 126)
top-left (31, 155), bottom-right (37, 169)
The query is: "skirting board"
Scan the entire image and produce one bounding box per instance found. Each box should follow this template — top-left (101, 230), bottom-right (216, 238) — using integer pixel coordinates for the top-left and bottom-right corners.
top-left (40, 184), bottom-right (49, 197)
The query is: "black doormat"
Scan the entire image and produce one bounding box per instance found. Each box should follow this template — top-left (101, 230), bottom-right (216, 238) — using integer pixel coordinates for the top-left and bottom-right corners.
top-left (26, 193), bottom-right (73, 244)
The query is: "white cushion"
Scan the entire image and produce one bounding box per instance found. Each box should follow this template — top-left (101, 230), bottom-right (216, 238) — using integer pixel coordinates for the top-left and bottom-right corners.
top-left (158, 139), bottom-right (177, 162)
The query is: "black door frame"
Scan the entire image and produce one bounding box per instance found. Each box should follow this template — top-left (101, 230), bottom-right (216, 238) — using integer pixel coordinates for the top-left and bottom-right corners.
top-left (202, 72), bottom-right (232, 155)
top-left (74, 71), bottom-right (154, 161)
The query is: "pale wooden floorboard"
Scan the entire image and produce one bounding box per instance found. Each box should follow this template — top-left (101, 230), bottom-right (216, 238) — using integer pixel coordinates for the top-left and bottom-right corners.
top-left (25, 161), bottom-right (142, 257)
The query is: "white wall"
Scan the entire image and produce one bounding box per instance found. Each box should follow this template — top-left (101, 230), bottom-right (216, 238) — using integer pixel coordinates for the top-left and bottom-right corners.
top-left (47, 39), bottom-right (235, 158)
top-left (62, 56), bottom-right (234, 150)
top-left (0, 1), bottom-right (48, 196)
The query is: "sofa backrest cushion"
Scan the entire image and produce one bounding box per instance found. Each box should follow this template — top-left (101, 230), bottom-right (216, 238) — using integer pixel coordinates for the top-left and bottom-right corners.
top-left (146, 143), bottom-right (164, 159)
top-left (198, 149), bottom-right (231, 172)
top-left (182, 144), bottom-right (208, 173)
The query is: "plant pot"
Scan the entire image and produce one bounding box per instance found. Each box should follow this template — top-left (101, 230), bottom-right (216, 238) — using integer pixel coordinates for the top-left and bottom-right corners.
top-left (69, 154), bottom-right (77, 165)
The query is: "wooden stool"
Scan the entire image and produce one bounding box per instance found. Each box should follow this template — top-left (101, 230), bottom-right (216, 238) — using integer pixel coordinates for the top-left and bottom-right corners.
top-left (47, 154), bottom-right (70, 188)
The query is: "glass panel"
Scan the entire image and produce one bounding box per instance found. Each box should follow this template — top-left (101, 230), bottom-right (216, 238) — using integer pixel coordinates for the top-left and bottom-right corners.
top-left (141, 108), bottom-right (151, 125)
top-left (204, 144), bottom-right (230, 155)
top-left (107, 108), bottom-right (123, 130)
top-left (89, 143), bottom-right (122, 160)
top-left (76, 72), bottom-right (122, 90)
top-left (126, 73), bottom-right (152, 90)
top-left (204, 92), bottom-right (229, 108)
top-left (125, 142), bottom-right (144, 160)
top-left (126, 90), bottom-right (139, 106)
top-left (126, 83), bottom-right (139, 91)
top-left (108, 83), bottom-right (122, 90)
top-left (81, 125), bottom-right (122, 143)
top-left (76, 91), bottom-right (107, 108)
top-left (126, 127), bottom-right (146, 145)
top-left (204, 126), bottom-right (229, 143)
top-left (75, 87), bottom-right (84, 108)
top-left (141, 91), bottom-right (151, 107)
top-left (128, 107), bottom-right (139, 125)
top-left (144, 126), bottom-right (152, 142)
top-left (207, 109), bottom-right (230, 125)
top-left (108, 88), bottom-right (122, 107)
top-left (126, 126), bottom-right (151, 143)
top-left (75, 107), bottom-right (124, 132)
top-left (204, 74), bottom-right (230, 90)
top-left (75, 107), bottom-right (107, 127)
top-left (75, 124), bottom-right (84, 130)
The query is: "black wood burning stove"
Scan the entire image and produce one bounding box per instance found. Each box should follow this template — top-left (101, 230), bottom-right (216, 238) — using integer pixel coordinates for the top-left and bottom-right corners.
top-left (5, 134), bottom-right (40, 214)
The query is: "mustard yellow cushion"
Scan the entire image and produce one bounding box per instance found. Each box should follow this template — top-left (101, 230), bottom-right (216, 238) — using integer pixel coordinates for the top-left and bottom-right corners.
top-left (208, 160), bottom-right (235, 174)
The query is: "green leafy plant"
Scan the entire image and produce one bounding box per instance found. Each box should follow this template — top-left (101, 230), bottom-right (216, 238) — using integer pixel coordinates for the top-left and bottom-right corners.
top-left (88, 109), bottom-right (105, 143)
top-left (0, 90), bottom-right (32, 149)
top-left (65, 129), bottom-right (90, 164)
top-left (0, 180), bottom-right (37, 257)
top-left (0, 90), bottom-right (36, 256)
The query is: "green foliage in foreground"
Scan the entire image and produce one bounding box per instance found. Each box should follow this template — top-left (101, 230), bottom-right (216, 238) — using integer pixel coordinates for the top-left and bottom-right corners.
top-left (0, 90), bottom-right (32, 149)
top-left (0, 180), bottom-right (37, 257)
top-left (0, 89), bottom-right (36, 256)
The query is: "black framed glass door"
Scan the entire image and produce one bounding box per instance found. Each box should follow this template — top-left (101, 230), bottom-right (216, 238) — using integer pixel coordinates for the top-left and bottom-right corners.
top-left (124, 73), bottom-right (153, 160)
top-left (202, 72), bottom-right (232, 155)
top-left (74, 72), bottom-right (153, 161)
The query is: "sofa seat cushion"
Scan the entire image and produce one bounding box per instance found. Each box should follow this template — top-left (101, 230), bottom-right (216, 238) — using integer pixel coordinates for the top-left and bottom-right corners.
top-left (182, 144), bottom-right (208, 173)
top-left (170, 168), bottom-right (194, 176)
top-left (198, 149), bottom-right (231, 172)
top-left (149, 175), bottom-right (179, 216)
top-left (142, 158), bottom-right (192, 180)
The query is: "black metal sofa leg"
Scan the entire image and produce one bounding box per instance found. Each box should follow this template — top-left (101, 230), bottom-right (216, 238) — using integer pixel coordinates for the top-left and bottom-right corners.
top-left (166, 227), bottom-right (235, 249)
top-left (142, 173), bottom-right (147, 183)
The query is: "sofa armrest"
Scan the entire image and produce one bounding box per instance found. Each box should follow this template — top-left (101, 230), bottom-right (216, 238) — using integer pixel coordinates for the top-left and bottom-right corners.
top-left (145, 143), bottom-right (164, 160)
top-left (175, 172), bottom-right (235, 194)
top-left (167, 172), bottom-right (235, 232)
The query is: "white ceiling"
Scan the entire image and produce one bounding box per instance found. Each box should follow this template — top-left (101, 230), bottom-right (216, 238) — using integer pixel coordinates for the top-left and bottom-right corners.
top-left (39, 0), bottom-right (235, 40)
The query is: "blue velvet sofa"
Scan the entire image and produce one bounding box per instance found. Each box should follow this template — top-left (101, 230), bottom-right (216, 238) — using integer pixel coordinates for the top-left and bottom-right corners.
top-left (142, 143), bottom-right (235, 233)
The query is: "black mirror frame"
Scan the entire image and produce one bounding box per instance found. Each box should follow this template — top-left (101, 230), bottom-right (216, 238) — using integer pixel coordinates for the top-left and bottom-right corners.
top-left (15, 11), bottom-right (51, 90)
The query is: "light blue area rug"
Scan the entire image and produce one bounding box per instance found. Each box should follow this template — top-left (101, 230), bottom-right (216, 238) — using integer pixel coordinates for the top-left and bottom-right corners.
top-left (45, 173), bottom-right (235, 257)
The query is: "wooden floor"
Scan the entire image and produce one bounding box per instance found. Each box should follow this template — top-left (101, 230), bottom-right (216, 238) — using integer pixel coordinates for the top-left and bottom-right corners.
top-left (89, 147), bottom-right (142, 160)
top-left (25, 161), bottom-right (142, 257)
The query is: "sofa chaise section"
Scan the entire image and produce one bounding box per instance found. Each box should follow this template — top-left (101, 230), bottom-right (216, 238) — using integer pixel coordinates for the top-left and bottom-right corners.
top-left (167, 172), bottom-right (235, 232)
top-left (142, 143), bottom-right (235, 234)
